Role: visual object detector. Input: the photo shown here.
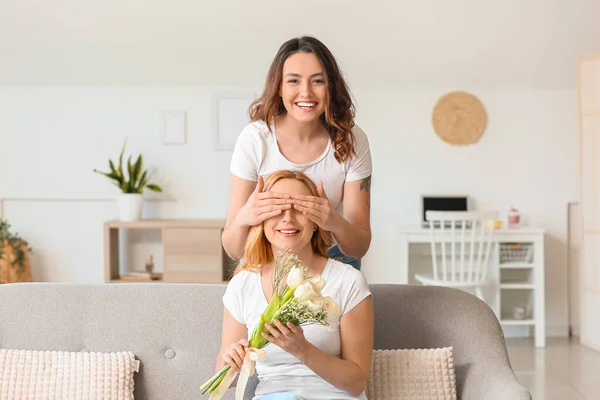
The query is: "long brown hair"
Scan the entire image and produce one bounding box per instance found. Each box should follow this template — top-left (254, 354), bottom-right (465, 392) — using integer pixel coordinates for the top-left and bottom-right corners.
top-left (249, 36), bottom-right (356, 163)
top-left (235, 170), bottom-right (333, 274)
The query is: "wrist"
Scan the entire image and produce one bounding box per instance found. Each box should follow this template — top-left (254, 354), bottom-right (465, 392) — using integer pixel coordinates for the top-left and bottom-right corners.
top-left (232, 213), bottom-right (250, 230)
top-left (296, 341), bottom-right (314, 365)
top-left (328, 212), bottom-right (346, 233)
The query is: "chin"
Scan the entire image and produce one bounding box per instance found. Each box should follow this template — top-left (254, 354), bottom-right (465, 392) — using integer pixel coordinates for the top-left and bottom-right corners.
top-left (287, 108), bottom-right (325, 123)
top-left (273, 240), bottom-right (307, 254)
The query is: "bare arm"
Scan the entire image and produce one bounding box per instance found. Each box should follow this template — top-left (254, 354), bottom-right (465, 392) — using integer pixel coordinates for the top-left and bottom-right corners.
top-left (216, 308), bottom-right (249, 372)
top-left (298, 296), bottom-right (374, 396)
top-left (221, 174), bottom-right (255, 260)
top-left (330, 176), bottom-right (372, 258)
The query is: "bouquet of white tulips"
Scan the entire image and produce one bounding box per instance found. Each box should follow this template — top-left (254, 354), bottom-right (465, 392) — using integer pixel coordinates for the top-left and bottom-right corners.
top-left (200, 249), bottom-right (341, 399)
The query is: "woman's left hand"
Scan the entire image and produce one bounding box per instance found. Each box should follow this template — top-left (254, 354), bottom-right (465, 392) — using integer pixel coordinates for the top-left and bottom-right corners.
top-left (289, 181), bottom-right (340, 232)
top-left (262, 320), bottom-right (309, 358)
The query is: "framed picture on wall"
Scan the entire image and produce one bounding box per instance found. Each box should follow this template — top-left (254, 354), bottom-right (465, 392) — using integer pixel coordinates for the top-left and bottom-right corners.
top-left (212, 90), bottom-right (256, 151)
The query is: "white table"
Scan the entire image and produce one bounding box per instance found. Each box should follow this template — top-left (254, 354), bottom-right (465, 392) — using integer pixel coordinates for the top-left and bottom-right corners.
top-left (398, 226), bottom-right (546, 347)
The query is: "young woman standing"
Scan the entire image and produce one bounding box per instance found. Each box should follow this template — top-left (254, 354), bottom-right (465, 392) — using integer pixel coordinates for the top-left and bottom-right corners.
top-left (222, 36), bottom-right (372, 270)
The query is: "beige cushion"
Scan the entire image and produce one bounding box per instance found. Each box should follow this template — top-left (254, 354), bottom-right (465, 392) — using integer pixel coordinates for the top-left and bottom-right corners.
top-left (367, 347), bottom-right (457, 400)
top-left (0, 349), bottom-right (139, 399)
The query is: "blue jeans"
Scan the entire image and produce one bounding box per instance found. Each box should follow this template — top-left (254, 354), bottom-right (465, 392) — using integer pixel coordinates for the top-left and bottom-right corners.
top-left (257, 394), bottom-right (307, 400)
top-left (328, 245), bottom-right (361, 270)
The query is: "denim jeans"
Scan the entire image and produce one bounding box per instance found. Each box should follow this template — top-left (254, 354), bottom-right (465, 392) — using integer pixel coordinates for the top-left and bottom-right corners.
top-left (256, 394), bottom-right (307, 400)
top-left (327, 244), bottom-right (361, 271)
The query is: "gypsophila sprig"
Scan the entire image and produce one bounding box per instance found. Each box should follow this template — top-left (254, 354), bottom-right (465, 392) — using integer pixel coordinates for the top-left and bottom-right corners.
top-left (275, 301), bottom-right (329, 328)
top-left (200, 249), bottom-right (341, 400)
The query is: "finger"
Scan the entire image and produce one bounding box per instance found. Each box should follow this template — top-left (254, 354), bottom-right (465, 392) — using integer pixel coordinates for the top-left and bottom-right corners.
top-left (231, 352), bottom-right (244, 369)
top-left (257, 191), bottom-right (289, 200)
top-left (256, 206), bottom-right (291, 222)
top-left (296, 210), bottom-right (322, 227)
top-left (223, 354), bottom-right (235, 369)
top-left (261, 332), bottom-right (277, 345)
top-left (287, 322), bottom-right (301, 334)
top-left (257, 209), bottom-right (283, 222)
top-left (254, 176), bottom-right (264, 193)
top-left (293, 204), bottom-right (324, 221)
top-left (239, 338), bottom-right (249, 347)
top-left (289, 199), bottom-right (324, 210)
top-left (273, 319), bottom-right (291, 336)
top-left (259, 198), bottom-right (290, 206)
top-left (317, 181), bottom-right (328, 199)
top-left (234, 344), bottom-right (247, 359)
top-left (224, 353), bottom-right (243, 370)
top-left (264, 322), bottom-right (281, 339)
top-left (257, 204), bottom-right (291, 214)
top-left (289, 194), bottom-right (326, 204)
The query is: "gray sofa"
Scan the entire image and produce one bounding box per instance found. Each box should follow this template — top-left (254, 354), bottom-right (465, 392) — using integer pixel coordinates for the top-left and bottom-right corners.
top-left (0, 283), bottom-right (530, 400)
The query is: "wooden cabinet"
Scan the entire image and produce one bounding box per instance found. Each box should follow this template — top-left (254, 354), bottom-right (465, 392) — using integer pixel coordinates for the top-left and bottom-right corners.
top-left (104, 219), bottom-right (235, 284)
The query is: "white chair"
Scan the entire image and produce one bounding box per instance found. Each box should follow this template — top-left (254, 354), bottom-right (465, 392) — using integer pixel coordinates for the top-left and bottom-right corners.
top-left (414, 210), bottom-right (498, 300)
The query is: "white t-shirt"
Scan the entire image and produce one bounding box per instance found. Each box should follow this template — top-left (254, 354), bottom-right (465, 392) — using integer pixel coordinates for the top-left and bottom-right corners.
top-left (229, 120), bottom-right (372, 214)
top-left (222, 259), bottom-right (371, 400)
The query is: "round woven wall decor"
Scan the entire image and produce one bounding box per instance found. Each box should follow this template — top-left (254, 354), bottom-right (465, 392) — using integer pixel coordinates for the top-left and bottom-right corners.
top-left (432, 91), bottom-right (487, 145)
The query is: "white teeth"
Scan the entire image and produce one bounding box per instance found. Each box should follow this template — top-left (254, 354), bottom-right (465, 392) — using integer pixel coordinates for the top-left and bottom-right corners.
top-left (296, 102), bottom-right (315, 108)
top-left (279, 230), bottom-right (299, 234)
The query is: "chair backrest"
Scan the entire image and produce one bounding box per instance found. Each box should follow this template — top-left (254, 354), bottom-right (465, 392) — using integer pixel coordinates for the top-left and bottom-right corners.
top-left (425, 210), bottom-right (498, 283)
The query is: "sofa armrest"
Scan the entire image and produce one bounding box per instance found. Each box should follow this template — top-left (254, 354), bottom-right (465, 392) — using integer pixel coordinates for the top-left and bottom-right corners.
top-left (459, 359), bottom-right (531, 400)
top-left (371, 285), bottom-right (532, 400)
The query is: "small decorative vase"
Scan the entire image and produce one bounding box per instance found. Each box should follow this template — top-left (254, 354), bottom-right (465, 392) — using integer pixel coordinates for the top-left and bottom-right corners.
top-left (145, 255), bottom-right (154, 274)
top-left (117, 194), bottom-right (143, 221)
top-left (507, 207), bottom-right (520, 228)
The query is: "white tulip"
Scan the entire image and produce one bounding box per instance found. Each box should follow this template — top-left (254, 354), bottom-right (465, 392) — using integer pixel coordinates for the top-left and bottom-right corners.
top-left (322, 296), bottom-right (341, 318)
top-left (310, 276), bottom-right (326, 292)
top-left (306, 295), bottom-right (324, 312)
top-left (286, 267), bottom-right (304, 289)
top-left (325, 316), bottom-right (338, 332)
top-left (294, 283), bottom-right (316, 301)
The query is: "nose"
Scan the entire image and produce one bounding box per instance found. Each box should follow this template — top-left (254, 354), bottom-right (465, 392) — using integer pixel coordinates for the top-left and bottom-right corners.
top-left (281, 208), bottom-right (296, 222)
top-left (300, 81), bottom-right (312, 98)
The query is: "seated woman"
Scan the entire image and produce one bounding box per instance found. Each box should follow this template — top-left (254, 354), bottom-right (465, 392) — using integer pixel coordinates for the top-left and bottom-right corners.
top-left (217, 170), bottom-right (374, 400)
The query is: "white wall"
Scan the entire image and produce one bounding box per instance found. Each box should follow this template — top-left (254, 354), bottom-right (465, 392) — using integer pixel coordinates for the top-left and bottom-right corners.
top-left (1, 0), bottom-right (595, 336)
top-left (0, 87), bottom-right (578, 336)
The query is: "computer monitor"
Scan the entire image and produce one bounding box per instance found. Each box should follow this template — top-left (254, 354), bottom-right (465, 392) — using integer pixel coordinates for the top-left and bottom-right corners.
top-left (421, 195), bottom-right (469, 227)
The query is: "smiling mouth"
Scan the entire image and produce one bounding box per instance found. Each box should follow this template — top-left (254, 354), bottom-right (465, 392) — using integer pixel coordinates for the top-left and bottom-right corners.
top-left (277, 229), bottom-right (300, 237)
top-left (295, 101), bottom-right (317, 110)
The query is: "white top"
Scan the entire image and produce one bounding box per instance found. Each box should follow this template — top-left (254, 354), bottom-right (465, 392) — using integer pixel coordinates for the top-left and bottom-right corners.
top-left (229, 120), bottom-right (373, 214)
top-left (222, 259), bottom-right (371, 400)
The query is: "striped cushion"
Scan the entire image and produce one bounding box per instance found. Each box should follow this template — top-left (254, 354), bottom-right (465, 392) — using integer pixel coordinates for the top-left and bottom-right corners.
top-left (367, 347), bottom-right (457, 400)
top-left (0, 349), bottom-right (139, 399)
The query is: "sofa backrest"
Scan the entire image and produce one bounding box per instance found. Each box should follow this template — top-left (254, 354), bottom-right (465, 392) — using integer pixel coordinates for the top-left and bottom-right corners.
top-left (0, 282), bottom-right (505, 400)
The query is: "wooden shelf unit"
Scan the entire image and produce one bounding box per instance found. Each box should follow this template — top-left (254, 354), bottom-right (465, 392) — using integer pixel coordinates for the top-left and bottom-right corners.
top-left (104, 219), bottom-right (235, 284)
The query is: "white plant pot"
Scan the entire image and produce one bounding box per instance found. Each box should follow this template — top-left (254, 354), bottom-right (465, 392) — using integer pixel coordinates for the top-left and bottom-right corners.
top-left (117, 194), bottom-right (143, 221)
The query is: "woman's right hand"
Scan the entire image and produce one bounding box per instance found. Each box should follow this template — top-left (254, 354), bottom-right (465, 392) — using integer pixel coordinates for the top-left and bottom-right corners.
top-left (222, 338), bottom-right (250, 371)
top-left (234, 176), bottom-right (291, 227)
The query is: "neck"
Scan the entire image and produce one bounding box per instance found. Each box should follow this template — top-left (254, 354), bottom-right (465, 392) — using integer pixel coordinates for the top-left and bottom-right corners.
top-left (276, 113), bottom-right (324, 141)
top-left (271, 245), bottom-right (322, 275)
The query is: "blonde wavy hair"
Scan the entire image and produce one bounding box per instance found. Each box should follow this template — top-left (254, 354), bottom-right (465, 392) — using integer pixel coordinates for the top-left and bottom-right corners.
top-left (235, 170), bottom-right (333, 274)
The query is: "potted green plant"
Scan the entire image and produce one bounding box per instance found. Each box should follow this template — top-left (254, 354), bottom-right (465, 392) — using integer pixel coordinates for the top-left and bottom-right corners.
top-left (0, 218), bottom-right (33, 283)
top-left (93, 138), bottom-right (162, 221)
